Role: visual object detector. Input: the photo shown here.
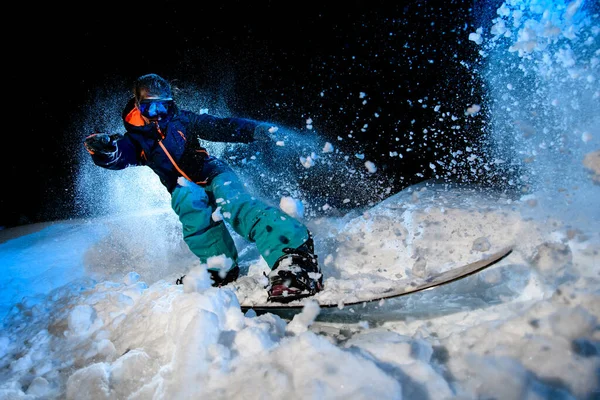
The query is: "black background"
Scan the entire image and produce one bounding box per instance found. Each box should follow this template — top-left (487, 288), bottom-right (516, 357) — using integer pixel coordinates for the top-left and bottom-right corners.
top-left (5, 1), bottom-right (489, 228)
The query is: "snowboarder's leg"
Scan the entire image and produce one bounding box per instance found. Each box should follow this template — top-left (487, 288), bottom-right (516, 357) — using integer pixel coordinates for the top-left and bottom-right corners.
top-left (171, 181), bottom-right (239, 285)
top-left (209, 171), bottom-right (323, 301)
top-left (208, 171), bottom-right (308, 267)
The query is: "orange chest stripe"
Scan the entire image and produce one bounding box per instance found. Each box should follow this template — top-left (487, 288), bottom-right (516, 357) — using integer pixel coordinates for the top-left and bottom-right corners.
top-left (158, 141), bottom-right (207, 185)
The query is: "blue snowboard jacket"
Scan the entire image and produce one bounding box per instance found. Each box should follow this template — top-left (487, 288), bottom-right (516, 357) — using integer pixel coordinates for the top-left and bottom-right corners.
top-left (90, 98), bottom-right (262, 192)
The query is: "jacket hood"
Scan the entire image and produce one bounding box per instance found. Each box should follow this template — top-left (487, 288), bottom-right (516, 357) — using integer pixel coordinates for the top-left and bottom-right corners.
top-left (122, 97), bottom-right (145, 128)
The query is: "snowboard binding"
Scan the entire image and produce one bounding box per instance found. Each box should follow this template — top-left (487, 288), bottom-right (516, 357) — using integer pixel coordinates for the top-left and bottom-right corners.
top-left (266, 235), bottom-right (323, 303)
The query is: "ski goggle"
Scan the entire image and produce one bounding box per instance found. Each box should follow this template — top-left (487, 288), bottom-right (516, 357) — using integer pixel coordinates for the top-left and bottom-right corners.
top-left (137, 99), bottom-right (174, 118)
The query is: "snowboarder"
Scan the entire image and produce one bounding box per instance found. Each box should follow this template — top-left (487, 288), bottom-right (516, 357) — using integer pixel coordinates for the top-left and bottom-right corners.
top-left (84, 73), bottom-right (323, 302)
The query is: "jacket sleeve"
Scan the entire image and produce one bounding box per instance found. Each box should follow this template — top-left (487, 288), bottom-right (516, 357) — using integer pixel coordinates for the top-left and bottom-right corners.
top-left (89, 134), bottom-right (143, 170)
top-left (186, 112), bottom-right (261, 144)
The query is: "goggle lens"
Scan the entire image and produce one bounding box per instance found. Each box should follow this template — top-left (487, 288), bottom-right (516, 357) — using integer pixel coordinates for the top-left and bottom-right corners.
top-left (138, 99), bottom-right (173, 118)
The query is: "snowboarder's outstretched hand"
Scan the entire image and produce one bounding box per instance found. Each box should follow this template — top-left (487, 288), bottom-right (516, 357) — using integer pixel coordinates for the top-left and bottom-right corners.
top-left (84, 133), bottom-right (118, 155)
top-left (253, 123), bottom-right (279, 142)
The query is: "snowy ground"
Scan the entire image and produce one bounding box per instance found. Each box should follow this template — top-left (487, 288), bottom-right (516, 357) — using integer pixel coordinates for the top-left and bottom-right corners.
top-left (0, 179), bottom-right (598, 399)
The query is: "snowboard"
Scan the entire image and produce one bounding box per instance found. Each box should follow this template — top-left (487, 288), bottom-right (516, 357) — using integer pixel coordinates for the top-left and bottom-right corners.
top-left (238, 246), bottom-right (513, 320)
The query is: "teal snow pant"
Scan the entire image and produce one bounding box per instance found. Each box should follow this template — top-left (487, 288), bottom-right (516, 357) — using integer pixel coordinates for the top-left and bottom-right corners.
top-left (171, 171), bottom-right (310, 272)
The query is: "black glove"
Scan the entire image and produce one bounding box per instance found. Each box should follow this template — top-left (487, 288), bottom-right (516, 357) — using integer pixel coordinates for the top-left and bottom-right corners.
top-left (253, 123), bottom-right (279, 142)
top-left (84, 133), bottom-right (118, 155)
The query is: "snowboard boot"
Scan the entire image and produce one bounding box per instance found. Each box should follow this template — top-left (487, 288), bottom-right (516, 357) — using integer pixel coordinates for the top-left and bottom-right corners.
top-left (266, 235), bottom-right (323, 303)
top-left (176, 265), bottom-right (240, 287)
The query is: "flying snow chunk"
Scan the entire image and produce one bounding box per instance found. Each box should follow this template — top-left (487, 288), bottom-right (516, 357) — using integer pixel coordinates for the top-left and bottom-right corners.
top-left (300, 155), bottom-right (315, 168)
top-left (469, 28), bottom-right (484, 45)
top-left (365, 161), bottom-right (377, 173)
top-left (491, 19), bottom-right (508, 37)
top-left (466, 104), bottom-right (481, 115)
top-left (280, 196), bottom-right (304, 219)
top-left (323, 142), bottom-right (334, 153)
top-left (306, 118), bottom-right (313, 130)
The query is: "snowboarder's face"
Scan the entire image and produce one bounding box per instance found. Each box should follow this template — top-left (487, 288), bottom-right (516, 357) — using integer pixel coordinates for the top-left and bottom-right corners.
top-left (137, 89), bottom-right (173, 122)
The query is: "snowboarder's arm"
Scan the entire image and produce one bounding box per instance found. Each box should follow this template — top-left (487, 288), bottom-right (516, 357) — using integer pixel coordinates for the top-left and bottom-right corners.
top-left (84, 133), bottom-right (143, 170)
top-left (187, 112), bottom-right (277, 144)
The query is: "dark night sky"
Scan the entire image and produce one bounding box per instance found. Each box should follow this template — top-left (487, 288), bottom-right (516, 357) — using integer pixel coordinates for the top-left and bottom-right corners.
top-left (5, 1), bottom-right (486, 228)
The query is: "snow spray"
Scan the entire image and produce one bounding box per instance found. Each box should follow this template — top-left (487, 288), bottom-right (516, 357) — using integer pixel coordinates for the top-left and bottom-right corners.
top-left (469, 0), bottom-right (599, 223)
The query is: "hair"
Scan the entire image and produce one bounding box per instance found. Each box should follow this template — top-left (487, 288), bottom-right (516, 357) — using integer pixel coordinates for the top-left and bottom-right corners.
top-left (133, 73), bottom-right (173, 101)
